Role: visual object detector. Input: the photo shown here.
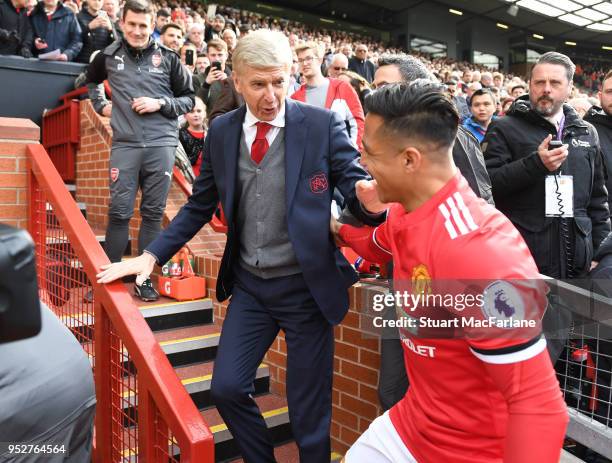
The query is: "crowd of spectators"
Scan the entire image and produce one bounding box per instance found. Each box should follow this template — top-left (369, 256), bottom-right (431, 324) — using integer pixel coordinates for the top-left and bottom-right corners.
top-left (2, 0), bottom-right (609, 187)
top-left (0, 0), bottom-right (604, 102)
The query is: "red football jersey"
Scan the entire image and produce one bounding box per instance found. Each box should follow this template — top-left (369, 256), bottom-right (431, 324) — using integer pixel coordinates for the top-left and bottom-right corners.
top-left (340, 172), bottom-right (552, 462)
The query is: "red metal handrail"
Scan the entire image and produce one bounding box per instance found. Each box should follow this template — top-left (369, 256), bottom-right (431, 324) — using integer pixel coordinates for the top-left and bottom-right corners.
top-left (27, 143), bottom-right (214, 462)
top-left (172, 167), bottom-right (228, 234)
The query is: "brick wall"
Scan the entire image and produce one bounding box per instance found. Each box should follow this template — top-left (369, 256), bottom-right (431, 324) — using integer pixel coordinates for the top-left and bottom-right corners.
top-left (197, 253), bottom-right (384, 454)
top-left (75, 100), bottom-right (226, 258)
top-left (75, 100), bottom-right (112, 232)
top-left (0, 118), bottom-right (40, 230)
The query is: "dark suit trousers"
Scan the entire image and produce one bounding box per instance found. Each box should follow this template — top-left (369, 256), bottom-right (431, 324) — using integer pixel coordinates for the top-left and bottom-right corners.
top-left (210, 266), bottom-right (334, 463)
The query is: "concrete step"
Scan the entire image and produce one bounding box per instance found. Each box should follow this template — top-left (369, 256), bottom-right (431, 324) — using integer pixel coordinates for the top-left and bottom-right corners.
top-left (155, 323), bottom-right (221, 366)
top-left (59, 295), bottom-right (213, 341)
top-left (121, 393), bottom-right (290, 463)
top-left (46, 201), bottom-right (87, 226)
top-left (138, 297), bottom-right (214, 331)
top-left (65, 183), bottom-right (76, 199)
top-left (121, 362), bottom-right (270, 416)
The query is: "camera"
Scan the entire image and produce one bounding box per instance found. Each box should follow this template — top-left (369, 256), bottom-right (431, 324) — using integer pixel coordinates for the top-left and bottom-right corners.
top-left (211, 60), bottom-right (222, 72)
top-left (0, 224), bottom-right (41, 343)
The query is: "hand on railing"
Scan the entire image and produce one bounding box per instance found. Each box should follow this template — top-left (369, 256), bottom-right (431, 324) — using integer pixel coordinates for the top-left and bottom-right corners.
top-left (97, 252), bottom-right (156, 285)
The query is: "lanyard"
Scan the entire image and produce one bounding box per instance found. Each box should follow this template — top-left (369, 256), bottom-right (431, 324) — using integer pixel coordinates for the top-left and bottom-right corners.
top-left (557, 115), bottom-right (565, 141)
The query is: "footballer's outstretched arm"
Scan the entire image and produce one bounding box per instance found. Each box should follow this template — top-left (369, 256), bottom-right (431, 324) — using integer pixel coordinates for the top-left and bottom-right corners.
top-left (476, 343), bottom-right (569, 463)
top-left (335, 219), bottom-right (393, 265)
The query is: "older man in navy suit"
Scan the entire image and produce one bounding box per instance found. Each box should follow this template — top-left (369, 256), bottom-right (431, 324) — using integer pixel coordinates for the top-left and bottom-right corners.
top-left (97, 29), bottom-right (385, 462)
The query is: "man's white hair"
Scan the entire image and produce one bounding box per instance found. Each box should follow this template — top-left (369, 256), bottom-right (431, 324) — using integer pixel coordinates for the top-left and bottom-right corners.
top-left (331, 53), bottom-right (348, 65)
top-left (189, 23), bottom-right (204, 36)
top-left (232, 29), bottom-right (292, 73)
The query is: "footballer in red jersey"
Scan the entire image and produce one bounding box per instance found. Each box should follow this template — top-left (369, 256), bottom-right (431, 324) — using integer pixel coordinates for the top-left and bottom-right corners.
top-left (334, 82), bottom-right (568, 463)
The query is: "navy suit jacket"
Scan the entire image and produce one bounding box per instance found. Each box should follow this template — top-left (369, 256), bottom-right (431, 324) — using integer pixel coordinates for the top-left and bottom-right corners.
top-left (147, 98), bottom-right (380, 324)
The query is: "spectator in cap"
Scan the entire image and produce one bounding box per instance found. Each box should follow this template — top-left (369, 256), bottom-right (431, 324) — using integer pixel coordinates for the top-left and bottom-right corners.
top-left (348, 43), bottom-right (374, 83)
top-left (510, 84), bottom-right (526, 98)
top-left (480, 71), bottom-right (493, 88)
top-left (205, 13), bottom-right (224, 41)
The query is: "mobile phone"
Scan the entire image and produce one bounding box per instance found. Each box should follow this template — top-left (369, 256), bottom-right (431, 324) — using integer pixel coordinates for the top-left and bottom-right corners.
top-left (185, 49), bottom-right (195, 66)
top-left (97, 10), bottom-right (107, 18)
top-left (211, 61), bottom-right (222, 72)
top-left (549, 140), bottom-right (563, 149)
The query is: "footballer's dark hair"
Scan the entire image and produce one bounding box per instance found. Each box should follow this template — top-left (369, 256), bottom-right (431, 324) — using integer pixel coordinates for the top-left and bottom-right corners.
top-left (365, 80), bottom-right (459, 150)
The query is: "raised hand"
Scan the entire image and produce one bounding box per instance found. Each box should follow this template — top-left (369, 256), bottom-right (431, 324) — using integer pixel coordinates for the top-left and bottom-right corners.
top-left (355, 179), bottom-right (387, 214)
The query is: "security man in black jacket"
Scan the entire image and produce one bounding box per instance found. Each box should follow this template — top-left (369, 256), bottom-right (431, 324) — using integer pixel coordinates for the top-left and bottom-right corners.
top-left (84, 0), bottom-right (194, 301)
top-left (584, 70), bottom-right (612, 209)
top-left (484, 52), bottom-right (610, 362)
top-left (484, 52), bottom-right (609, 280)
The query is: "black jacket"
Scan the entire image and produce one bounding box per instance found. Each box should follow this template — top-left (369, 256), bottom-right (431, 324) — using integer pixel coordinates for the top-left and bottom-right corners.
top-left (584, 106), bottom-right (612, 208)
top-left (484, 96), bottom-right (610, 278)
top-left (454, 126), bottom-right (494, 204)
top-left (0, 0), bottom-right (32, 56)
top-left (30, 2), bottom-right (82, 61)
top-left (348, 57), bottom-right (375, 84)
top-left (75, 8), bottom-right (116, 63)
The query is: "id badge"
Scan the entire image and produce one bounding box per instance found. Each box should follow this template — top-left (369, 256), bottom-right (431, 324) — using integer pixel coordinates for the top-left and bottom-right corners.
top-left (545, 175), bottom-right (574, 217)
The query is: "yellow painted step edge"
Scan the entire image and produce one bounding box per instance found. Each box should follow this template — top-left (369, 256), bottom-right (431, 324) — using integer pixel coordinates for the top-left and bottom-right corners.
top-left (158, 332), bottom-right (219, 346)
top-left (209, 406), bottom-right (289, 434)
top-left (139, 298), bottom-right (212, 310)
top-left (122, 364), bottom-right (267, 398)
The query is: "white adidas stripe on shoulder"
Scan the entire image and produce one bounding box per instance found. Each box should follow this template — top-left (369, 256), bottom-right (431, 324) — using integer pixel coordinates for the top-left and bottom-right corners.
top-left (438, 193), bottom-right (479, 239)
top-left (373, 227), bottom-right (392, 255)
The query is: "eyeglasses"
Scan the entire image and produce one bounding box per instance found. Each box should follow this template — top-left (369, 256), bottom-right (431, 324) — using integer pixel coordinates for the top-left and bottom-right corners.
top-left (297, 56), bottom-right (315, 65)
top-left (332, 66), bottom-right (347, 71)
top-left (356, 49), bottom-right (367, 53)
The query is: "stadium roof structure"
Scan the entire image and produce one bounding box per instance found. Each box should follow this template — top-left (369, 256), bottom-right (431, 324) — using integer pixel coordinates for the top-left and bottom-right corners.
top-left (275, 0), bottom-right (612, 46)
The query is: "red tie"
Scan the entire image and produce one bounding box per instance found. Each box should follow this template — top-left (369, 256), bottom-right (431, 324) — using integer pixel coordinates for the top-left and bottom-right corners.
top-left (251, 122), bottom-right (272, 164)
